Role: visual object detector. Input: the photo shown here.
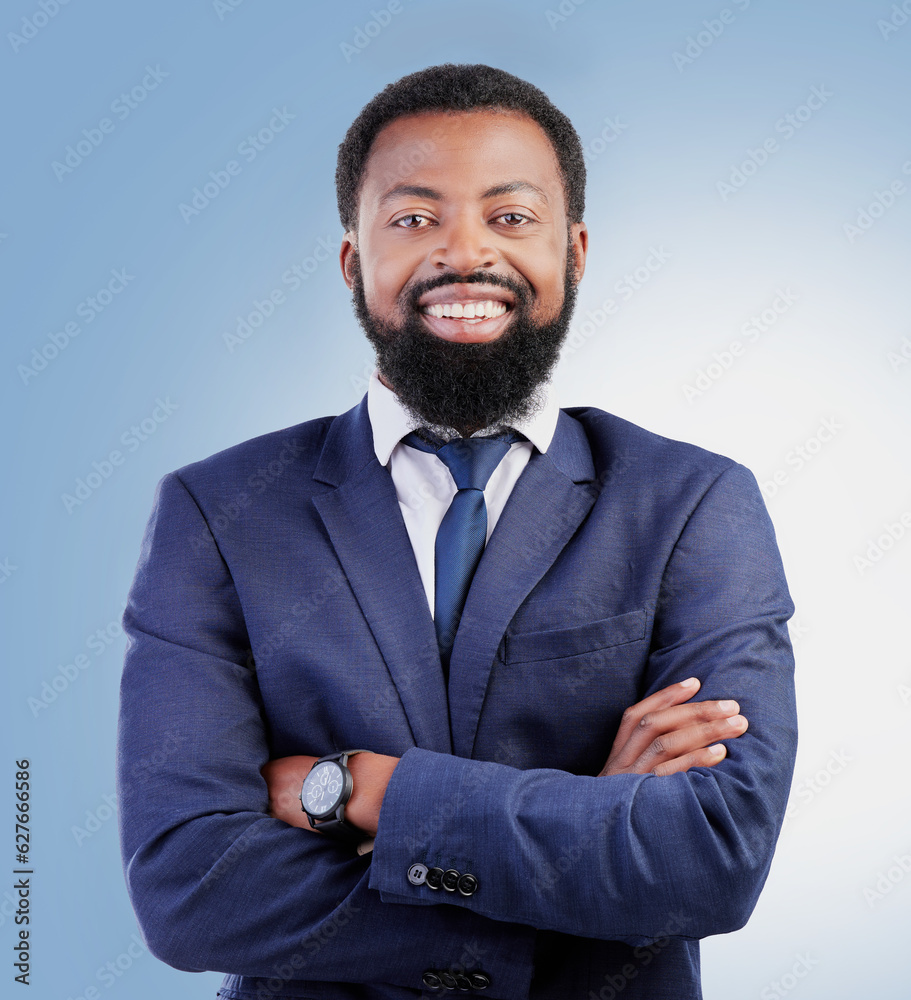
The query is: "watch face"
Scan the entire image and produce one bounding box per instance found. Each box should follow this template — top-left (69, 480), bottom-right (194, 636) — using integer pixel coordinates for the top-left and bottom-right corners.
top-left (301, 761), bottom-right (346, 820)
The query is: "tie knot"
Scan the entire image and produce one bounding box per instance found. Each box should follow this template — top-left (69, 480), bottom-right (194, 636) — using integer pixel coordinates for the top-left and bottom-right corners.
top-left (402, 429), bottom-right (520, 492)
top-left (437, 436), bottom-right (514, 491)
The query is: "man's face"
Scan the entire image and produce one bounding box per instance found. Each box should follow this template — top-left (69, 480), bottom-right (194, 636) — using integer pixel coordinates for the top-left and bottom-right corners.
top-left (340, 109), bottom-right (587, 434)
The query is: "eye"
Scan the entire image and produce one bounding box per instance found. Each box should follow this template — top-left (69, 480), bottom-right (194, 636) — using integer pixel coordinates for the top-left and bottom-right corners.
top-left (494, 212), bottom-right (532, 227)
top-left (393, 213), bottom-right (433, 229)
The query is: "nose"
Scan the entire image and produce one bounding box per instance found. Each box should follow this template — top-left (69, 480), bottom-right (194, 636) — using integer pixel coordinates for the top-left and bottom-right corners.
top-left (429, 214), bottom-right (498, 273)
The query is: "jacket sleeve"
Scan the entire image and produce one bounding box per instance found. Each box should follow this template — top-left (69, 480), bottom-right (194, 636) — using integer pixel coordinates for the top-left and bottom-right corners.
top-left (369, 463), bottom-right (798, 942)
top-left (117, 472), bottom-right (536, 997)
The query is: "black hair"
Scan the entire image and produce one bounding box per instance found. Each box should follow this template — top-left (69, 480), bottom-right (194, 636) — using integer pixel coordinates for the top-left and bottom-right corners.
top-left (335, 63), bottom-right (586, 230)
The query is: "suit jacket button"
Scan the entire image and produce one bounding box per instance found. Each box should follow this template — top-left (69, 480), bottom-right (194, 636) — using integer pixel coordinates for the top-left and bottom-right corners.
top-left (457, 873), bottom-right (478, 896)
top-left (469, 972), bottom-right (491, 990)
top-left (441, 868), bottom-right (461, 892)
top-left (454, 973), bottom-right (472, 991)
top-left (425, 866), bottom-right (444, 890)
top-left (439, 971), bottom-right (458, 990)
top-left (422, 970), bottom-right (442, 990)
top-left (407, 863), bottom-right (428, 886)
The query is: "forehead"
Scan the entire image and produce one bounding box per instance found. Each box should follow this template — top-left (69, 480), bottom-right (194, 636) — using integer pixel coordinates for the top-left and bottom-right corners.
top-left (360, 109), bottom-right (566, 212)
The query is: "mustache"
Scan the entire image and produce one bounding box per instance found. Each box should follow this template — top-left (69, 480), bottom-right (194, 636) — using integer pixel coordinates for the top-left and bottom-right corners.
top-left (405, 271), bottom-right (531, 311)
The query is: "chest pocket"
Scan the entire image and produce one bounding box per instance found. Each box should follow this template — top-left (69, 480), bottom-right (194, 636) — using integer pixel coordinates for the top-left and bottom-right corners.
top-left (503, 608), bottom-right (646, 664)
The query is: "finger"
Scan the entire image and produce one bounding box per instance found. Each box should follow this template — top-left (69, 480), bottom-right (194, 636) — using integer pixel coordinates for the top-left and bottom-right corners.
top-left (632, 715), bottom-right (748, 773)
top-left (356, 838), bottom-right (376, 856)
top-left (620, 700), bottom-right (742, 765)
top-left (610, 677), bottom-right (702, 752)
top-left (606, 697), bottom-right (741, 774)
top-left (637, 699), bottom-right (741, 734)
top-left (651, 743), bottom-right (728, 778)
top-left (261, 756), bottom-right (317, 825)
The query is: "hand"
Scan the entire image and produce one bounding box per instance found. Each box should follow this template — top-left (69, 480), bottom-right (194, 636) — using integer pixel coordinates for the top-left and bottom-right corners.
top-left (261, 755), bottom-right (318, 829)
top-left (260, 752), bottom-right (400, 839)
top-left (598, 677), bottom-right (748, 777)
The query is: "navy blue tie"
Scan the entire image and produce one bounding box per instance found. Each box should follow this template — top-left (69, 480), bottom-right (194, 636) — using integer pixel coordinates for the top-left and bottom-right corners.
top-left (403, 430), bottom-right (520, 670)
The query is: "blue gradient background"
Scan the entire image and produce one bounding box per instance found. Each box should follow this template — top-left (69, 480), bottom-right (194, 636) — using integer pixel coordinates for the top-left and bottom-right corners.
top-left (3, 1), bottom-right (910, 997)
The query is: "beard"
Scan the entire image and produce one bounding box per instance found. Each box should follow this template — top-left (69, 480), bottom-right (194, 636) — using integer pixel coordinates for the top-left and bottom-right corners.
top-left (348, 246), bottom-right (579, 435)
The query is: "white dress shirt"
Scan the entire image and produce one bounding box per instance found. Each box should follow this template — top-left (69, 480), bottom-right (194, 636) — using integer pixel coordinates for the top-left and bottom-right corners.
top-left (366, 369), bottom-right (560, 616)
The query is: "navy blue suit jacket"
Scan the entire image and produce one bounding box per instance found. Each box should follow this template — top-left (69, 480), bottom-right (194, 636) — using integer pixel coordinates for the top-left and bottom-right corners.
top-left (117, 397), bottom-right (797, 1000)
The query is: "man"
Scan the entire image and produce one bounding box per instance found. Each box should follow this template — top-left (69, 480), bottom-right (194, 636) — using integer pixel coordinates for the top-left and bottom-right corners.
top-left (118, 65), bottom-right (797, 1000)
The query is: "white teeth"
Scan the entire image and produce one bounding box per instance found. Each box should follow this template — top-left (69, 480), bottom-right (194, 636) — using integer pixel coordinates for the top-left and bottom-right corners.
top-left (423, 300), bottom-right (509, 320)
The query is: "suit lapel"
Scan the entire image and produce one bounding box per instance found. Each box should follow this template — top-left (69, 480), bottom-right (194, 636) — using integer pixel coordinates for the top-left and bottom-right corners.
top-left (447, 410), bottom-right (598, 759)
top-left (311, 399), bottom-right (452, 754)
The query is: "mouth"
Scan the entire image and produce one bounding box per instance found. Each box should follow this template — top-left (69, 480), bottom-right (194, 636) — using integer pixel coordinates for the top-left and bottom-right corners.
top-left (416, 285), bottom-right (516, 343)
top-left (422, 299), bottom-right (510, 321)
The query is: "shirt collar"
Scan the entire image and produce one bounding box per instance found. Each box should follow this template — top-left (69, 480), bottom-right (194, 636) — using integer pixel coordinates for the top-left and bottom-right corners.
top-left (367, 368), bottom-right (560, 465)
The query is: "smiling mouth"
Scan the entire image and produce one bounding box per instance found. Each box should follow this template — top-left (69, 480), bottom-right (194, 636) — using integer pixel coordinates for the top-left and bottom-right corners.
top-left (414, 282), bottom-right (520, 342)
top-left (421, 300), bottom-right (510, 322)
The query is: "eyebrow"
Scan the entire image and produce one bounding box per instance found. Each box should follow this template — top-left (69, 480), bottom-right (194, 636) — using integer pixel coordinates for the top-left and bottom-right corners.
top-left (379, 184), bottom-right (442, 206)
top-left (482, 181), bottom-right (549, 204)
top-left (378, 180), bottom-right (549, 206)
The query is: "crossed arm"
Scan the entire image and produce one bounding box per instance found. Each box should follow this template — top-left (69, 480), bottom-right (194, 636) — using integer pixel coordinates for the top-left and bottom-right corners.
top-left (262, 676), bottom-right (749, 837)
top-left (119, 461), bottom-right (795, 984)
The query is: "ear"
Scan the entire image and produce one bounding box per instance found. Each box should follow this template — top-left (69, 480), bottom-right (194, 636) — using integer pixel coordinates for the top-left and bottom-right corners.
top-left (340, 232), bottom-right (357, 289)
top-left (569, 222), bottom-right (588, 285)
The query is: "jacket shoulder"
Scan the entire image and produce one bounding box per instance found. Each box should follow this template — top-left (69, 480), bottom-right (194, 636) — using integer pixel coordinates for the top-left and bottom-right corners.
top-left (170, 414), bottom-right (336, 495)
top-left (563, 406), bottom-right (750, 501)
top-left (566, 405), bottom-right (735, 465)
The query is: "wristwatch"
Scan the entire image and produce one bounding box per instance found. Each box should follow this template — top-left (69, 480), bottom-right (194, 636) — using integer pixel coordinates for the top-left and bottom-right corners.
top-left (300, 750), bottom-right (371, 843)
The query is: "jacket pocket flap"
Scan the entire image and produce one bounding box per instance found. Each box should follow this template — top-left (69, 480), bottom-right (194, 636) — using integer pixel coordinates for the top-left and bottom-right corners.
top-left (504, 609), bottom-right (646, 664)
